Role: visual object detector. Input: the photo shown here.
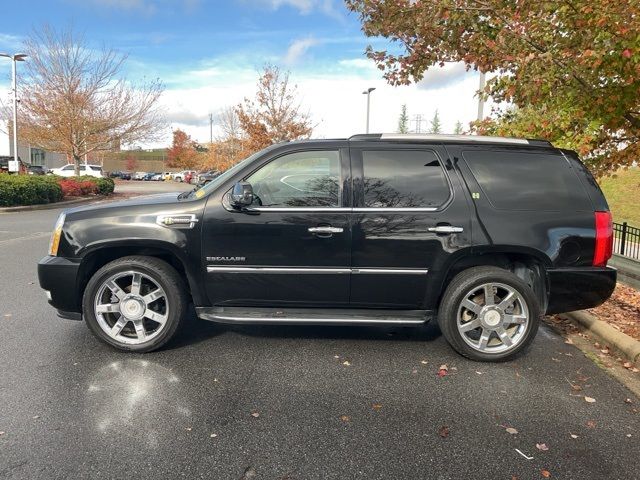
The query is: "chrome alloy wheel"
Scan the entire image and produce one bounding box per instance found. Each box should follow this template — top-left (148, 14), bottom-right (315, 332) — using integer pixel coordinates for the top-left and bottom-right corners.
top-left (94, 270), bottom-right (169, 345)
top-left (456, 282), bottom-right (529, 354)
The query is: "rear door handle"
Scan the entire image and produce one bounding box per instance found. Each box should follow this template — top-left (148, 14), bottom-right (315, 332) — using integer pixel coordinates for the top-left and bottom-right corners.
top-left (428, 226), bottom-right (464, 233)
top-left (308, 226), bottom-right (344, 234)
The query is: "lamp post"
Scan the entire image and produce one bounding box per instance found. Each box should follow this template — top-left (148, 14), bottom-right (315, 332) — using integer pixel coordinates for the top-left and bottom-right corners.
top-left (362, 87), bottom-right (376, 134)
top-left (0, 52), bottom-right (27, 172)
top-left (477, 71), bottom-right (486, 121)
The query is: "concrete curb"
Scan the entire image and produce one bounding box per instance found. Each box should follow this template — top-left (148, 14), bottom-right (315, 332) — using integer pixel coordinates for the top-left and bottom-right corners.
top-left (565, 310), bottom-right (640, 366)
top-left (0, 195), bottom-right (106, 213)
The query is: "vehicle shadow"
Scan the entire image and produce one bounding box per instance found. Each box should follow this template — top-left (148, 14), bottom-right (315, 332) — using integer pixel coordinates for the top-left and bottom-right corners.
top-left (169, 309), bottom-right (443, 349)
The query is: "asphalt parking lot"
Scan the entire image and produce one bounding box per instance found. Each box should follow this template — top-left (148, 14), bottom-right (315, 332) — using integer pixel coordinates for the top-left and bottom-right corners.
top-left (0, 182), bottom-right (638, 479)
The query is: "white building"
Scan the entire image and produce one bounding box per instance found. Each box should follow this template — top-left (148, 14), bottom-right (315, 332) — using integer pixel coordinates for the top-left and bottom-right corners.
top-left (2, 121), bottom-right (66, 169)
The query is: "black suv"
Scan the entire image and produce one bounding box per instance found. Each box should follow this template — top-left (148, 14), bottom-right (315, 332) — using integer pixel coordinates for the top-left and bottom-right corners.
top-left (38, 134), bottom-right (616, 361)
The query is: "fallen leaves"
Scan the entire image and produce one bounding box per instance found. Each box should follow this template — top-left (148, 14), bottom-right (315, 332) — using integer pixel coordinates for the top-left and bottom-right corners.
top-left (570, 433), bottom-right (578, 439)
top-left (584, 396), bottom-right (596, 403)
top-left (0, 431), bottom-right (4, 436)
top-left (210, 433), bottom-right (218, 438)
top-left (536, 443), bottom-right (549, 451)
top-left (342, 361), bottom-right (351, 367)
top-left (340, 415), bottom-right (350, 423)
top-left (250, 411), bottom-right (260, 418)
top-left (586, 420), bottom-right (597, 428)
top-left (541, 469), bottom-right (552, 478)
top-left (438, 425), bottom-right (450, 438)
top-left (372, 403), bottom-right (383, 411)
top-left (505, 427), bottom-right (519, 435)
top-left (437, 364), bottom-right (448, 377)
top-left (588, 284), bottom-right (640, 341)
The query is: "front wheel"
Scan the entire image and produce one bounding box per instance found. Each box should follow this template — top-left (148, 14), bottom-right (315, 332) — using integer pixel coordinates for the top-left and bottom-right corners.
top-left (437, 266), bottom-right (540, 361)
top-left (82, 256), bottom-right (188, 352)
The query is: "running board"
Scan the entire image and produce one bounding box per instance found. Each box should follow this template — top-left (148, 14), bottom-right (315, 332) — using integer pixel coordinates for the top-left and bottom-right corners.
top-left (195, 307), bottom-right (431, 326)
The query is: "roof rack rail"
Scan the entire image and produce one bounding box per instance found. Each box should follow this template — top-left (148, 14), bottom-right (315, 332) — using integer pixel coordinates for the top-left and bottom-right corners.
top-left (348, 133), bottom-right (552, 147)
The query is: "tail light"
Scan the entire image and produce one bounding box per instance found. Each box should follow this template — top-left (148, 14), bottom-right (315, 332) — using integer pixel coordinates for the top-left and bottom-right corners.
top-left (593, 211), bottom-right (613, 267)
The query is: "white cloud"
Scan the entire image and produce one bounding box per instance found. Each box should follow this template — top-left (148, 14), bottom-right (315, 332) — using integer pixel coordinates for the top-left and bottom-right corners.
top-left (0, 33), bottom-right (24, 51)
top-left (417, 62), bottom-right (473, 90)
top-left (248, 0), bottom-right (344, 19)
top-left (150, 62), bottom-right (491, 147)
top-left (283, 37), bottom-right (319, 65)
top-left (338, 58), bottom-right (377, 70)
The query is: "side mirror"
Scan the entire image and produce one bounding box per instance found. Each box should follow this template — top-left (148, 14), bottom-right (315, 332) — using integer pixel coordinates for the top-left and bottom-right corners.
top-left (230, 181), bottom-right (254, 208)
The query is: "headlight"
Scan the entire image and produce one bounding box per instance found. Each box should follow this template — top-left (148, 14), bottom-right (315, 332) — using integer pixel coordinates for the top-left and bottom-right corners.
top-left (48, 212), bottom-right (66, 256)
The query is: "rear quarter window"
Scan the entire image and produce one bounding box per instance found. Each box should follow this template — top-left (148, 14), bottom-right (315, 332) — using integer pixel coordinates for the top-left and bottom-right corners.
top-left (462, 150), bottom-right (592, 211)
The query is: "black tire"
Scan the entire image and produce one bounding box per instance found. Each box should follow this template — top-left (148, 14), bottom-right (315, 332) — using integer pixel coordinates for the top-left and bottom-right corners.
top-left (437, 266), bottom-right (540, 362)
top-left (82, 255), bottom-right (189, 353)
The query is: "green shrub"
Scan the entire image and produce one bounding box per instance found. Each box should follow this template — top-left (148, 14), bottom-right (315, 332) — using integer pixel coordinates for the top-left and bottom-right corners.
top-left (0, 174), bottom-right (63, 207)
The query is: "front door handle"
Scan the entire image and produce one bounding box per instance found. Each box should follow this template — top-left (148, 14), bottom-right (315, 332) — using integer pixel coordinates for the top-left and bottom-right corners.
top-left (308, 226), bottom-right (344, 234)
top-left (427, 225), bottom-right (464, 233)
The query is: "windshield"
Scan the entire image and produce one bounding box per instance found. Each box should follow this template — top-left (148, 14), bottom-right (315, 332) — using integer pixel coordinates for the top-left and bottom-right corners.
top-left (184, 148), bottom-right (270, 200)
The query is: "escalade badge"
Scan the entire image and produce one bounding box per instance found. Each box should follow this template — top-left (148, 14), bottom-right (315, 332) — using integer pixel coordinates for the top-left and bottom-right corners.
top-left (207, 256), bottom-right (246, 262)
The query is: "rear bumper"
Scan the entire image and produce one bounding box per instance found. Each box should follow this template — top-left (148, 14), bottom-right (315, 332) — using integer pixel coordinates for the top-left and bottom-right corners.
top-left (38, 255), bottom-right (82, 315)
top-left (546, 266), bottom-right (616, 314)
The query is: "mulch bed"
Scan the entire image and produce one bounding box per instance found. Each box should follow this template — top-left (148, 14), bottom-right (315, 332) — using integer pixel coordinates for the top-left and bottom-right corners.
top-left (588, 283), bottom-right (640, 342)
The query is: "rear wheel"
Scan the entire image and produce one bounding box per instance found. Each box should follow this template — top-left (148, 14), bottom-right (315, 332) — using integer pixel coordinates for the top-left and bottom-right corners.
top-left (437, 266), bottom-right (540, 361)
top-left (82, 256), bottom-right (188, 352)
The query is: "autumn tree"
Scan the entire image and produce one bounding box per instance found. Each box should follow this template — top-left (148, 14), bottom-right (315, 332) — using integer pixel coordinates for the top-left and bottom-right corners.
top-left (428, 110), bottom-right (442, 134)
top-left (125, 154), bottom-right (138, 172)
top-left (167, 129), bottom-right (200, 169)
top-left (236, 65), bottom-right (313, 153)
top-left (13, 26), bottom-right (165, 175)
top-left (346, 0), bottom-right (640, 176)
top-left (397, 104), bottom-right (409, 133)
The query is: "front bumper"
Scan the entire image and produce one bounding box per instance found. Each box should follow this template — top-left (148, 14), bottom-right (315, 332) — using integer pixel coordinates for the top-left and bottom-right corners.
top-left (38, 255), bottom-right (82, 317)
top-left (546, 266), bottom-right (616, 314)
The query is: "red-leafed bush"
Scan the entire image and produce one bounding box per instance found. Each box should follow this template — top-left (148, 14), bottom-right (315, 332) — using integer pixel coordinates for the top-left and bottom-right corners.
top-left (58, 179), bottom-right (99, 197)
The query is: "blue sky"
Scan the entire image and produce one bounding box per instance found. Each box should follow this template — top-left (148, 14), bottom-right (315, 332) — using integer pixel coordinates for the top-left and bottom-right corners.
top-left (0, 0), bottom-right (483, 146)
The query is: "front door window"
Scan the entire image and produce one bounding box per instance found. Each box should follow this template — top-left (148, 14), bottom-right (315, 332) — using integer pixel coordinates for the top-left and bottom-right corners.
top-left (246, 150), bottom-right (341, 208)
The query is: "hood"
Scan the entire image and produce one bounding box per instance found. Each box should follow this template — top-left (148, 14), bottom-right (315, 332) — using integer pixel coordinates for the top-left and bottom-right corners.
top-left (64, 192), bottom-right (186, 216)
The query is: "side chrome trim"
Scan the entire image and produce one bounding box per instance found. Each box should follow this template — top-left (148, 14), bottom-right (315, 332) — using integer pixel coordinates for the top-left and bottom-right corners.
top-left (207, 266), bottom-right (351, 274)
top-left (244, 206), bottom-right (439, 213)
top-left (247, 207), bottom-right (351, 213)
top-left (352, 207), bottom-right (438, 213)
top-left (206, 266), bottom-right (428, 275)
top-left (352, 268), bottom-right (429, 275)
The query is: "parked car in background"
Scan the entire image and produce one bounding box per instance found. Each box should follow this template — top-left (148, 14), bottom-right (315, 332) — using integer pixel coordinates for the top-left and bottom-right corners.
top-left (196, 170), bottom-right (221, 186)
top-left (109, 170), bottom-right (125, 178)
top-left (151, 172), bottom-right (163, 181)
top-left (27, 165), bottom-right (46, 175)
top-left (50, 164), bottom-right (104, 178)
top-left (120, 171), bottom-right (132, 180)
top-left (142, 172), bottom-right (155, 181)
top-left (132, 171), bottom-right (147, 180)
top-left (162, 172), bottom-right (173, 181)
top-left (173, 170), bottom-right (197, 182)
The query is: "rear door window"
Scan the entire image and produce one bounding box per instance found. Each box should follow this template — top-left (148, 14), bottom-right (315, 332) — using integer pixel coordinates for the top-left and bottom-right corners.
top-left (462, 150), bottom-right (592, 211)
top-left (360, 149), bottom-right (450, 208)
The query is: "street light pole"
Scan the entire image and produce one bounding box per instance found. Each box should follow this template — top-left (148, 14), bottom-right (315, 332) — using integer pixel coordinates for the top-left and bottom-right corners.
top-left (0, 53), bottom-right (27, 172)
top-left (477, 71), bottom-right (486, 121)
top-left (362, 87), bottom-right (376, 134)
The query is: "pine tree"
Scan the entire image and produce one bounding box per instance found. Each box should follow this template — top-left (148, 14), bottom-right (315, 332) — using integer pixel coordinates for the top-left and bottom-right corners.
top-left (453, 120), bottom-right (464, 135)
top-left (429, 110), bottom-right (442, 134)
top-left (397, 104), bottom-right (409, 133)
